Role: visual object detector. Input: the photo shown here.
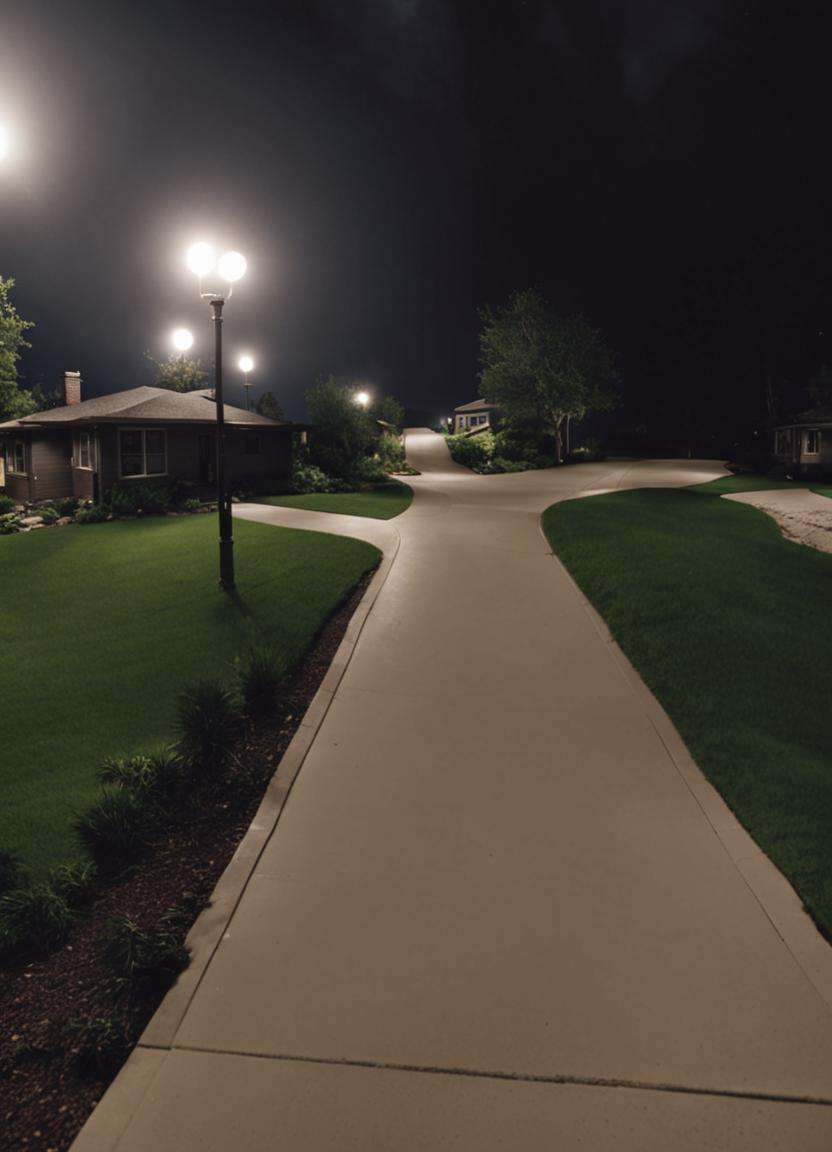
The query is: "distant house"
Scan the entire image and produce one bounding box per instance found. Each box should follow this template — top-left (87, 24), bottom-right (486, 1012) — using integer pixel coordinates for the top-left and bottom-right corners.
top-left (772, 409), bottom-right (832, 477)
top-left (453, 399), bottom-right (499, 435)
top-left (0, 372), bottom-right (297, 504)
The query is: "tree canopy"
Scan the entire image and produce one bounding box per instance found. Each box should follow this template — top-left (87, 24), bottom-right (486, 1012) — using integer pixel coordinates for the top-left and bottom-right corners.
top-left (146, 352), bottom-right (207, 392)
top-left (305, 375), bottom-right (376, 476)
top-left (256, 391), bottom-right (285, 421)
top-left (479, 290), bottom-right (617, 460)
top-left (0, 276), bottom-right (36, 422)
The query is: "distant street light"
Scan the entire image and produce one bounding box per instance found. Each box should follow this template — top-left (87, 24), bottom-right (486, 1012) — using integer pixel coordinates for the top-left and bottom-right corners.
top-left (185, 239), bottom-right (249, 590)
top-left (238, 354), bottom-right (254, 410)
top-left (171, 327), bottom-right (194, 353)
top-left (0, 125), bottom-right (9, 161)
top-left (355, 390), bottom-right (370, 409)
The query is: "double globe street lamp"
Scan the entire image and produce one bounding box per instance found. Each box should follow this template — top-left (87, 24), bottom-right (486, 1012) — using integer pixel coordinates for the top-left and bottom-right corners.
top-left (185, 241), bottom-right (248, 590)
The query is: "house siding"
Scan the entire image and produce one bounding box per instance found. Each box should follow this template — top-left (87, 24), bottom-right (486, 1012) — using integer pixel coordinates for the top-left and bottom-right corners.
top-left (3, 421), bottom-right (293, 504)
top-left (0, 434), bottom-right (33, 502)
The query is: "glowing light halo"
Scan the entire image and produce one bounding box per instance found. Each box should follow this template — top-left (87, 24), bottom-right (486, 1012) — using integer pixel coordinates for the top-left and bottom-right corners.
top-left (171, 327), bottom-right (194, 352)
top-left (218, 250), bottom-right (247, 283)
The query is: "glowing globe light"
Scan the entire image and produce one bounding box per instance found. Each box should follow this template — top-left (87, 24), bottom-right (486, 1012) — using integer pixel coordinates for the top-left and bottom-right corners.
top-left (186, 241), bottom-right (215, 277)
top-left (238, 354), bottom-right (254, 374)
top-left (355, 390), bottom-right (370, 408)
top-left (0, 126), bottom-right (9, 161)
top-left (171, 328), bottom-right (194, 352)
top-left (218, 250), bottom-right (247, 283)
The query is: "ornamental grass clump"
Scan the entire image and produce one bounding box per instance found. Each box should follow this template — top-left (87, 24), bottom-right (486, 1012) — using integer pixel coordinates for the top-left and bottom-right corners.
top-left (74, 790), bottom-right (153, 872)
top-left (104, 906), bottom-right (191, 998)
top-left (236, 646), bottom-right (286, 718)
top-left (0, 881), bottom-right (75, 955)
top-left (176, 678), bottom-right (243, 774)
top-left (99, 748), bottom-right (181, 802)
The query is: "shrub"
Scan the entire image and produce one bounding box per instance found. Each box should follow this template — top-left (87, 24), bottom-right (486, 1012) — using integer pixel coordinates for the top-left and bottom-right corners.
top-left (376, 431), bottom-right (405, 471)
top-left (290, 462), bottom-right (334, 494)
top-left (183, 497), bottom-right (201, 512)
top-left (104, 906), bottom-right (190, 997)
top-left (0, 849), bottom-right (23, 895)
top-left (348, 455), bottom-right (388, 484)
top-left (36, 505), bottom-right (59, 524)
top-left (75, 503), bottom-right (108, 524)
top-left (236, 646), bottom-right (285, 717)
top-left (176, 678), bottom-right (243, 773)
top-left (0, 494), bottom-right (16, 515)
top-left (0, 882), bottom-right (74, 954)
top-left (58, 495), bottom-right (79, 517)
top-left (64, 1015), bottom-right (133, 1082)
top-left (446, 432), bottom-right (494, 471)
top-left (99, 749), bottom-right (180, 801)
top-left (49, 860), bottom-right (97, 908)
top-left (74, 790), bottom-right (153, 872)
top-left (106, 480), bottom-right (172, 517)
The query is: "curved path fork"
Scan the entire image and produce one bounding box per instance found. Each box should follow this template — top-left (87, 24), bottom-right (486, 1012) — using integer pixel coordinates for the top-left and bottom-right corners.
top-left (74, 436), bottom-right (832, 1151)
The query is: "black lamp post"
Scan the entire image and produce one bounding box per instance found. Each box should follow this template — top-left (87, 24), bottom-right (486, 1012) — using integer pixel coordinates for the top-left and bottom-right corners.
top-left (186, 242), bottom-right (248, 591)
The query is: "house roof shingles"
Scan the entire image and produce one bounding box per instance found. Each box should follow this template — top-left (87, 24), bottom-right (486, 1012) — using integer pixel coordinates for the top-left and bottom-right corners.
top-left (0, 387), bottom-right (289, 430)
top-left (454, 398), bottom-right (496, 413)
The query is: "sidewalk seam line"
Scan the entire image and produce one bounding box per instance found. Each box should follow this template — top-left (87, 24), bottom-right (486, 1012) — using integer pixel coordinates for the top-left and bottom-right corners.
top-left (157, 1044), bottom-right (832, 1108)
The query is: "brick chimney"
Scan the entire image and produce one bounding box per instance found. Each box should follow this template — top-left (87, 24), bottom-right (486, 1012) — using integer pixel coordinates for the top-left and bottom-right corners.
top-left (64, 371), bottom-right (82, 407)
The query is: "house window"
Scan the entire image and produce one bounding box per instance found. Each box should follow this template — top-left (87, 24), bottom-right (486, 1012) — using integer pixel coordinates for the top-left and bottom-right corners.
top-left (10, 440), bottom-right (26, 474)
top-left (805, 429), bottom-right (821, 455)
top-left (76, 431), bottom-right (93, 470)
top-left (244, 433), bottom-right (261, 456)
top-left (119, 429), bottom-right (167, 477)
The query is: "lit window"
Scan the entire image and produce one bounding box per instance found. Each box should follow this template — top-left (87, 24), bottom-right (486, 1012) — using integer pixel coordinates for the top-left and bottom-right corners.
top-left (805, 429), bottom-right (821, 454)
top-left (12, 441), bottom-right (26, 474)
top-left (119, 429), bottom-right (167, 477)
top-left (77, 432), bottom-right (92, 469)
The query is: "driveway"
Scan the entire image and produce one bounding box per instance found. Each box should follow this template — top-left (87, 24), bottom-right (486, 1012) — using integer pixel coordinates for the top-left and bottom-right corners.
top-left (74, 436), bottom-right (832, 1151)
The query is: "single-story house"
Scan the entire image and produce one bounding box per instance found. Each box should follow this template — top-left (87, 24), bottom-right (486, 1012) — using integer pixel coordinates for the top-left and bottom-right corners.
top-left (453, 399), bottom-right (499, 435)
top-left (0, 372), bottom-right (299, 504)
top-left (772, 408), bottom-right (832, 477)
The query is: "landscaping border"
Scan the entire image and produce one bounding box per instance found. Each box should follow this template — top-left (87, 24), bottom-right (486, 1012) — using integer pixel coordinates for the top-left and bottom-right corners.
top-left (71, 515), bottom-right (401, 1152)
top-left (539, 511), bottom-right (832, 1013)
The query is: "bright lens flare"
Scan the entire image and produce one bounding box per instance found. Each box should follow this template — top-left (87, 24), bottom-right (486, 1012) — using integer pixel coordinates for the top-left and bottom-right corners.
top-left (186, 241), bottom-right (215, 277)
top-left (355, 391), bottom-right (370, 408)
top-left (171, 328), bottom-right (194, 352)
top-left (218, 250), bottom-right (247, 283)
top-left (238, 354), bottom-right (254, 374)
top-left (0, 125), bottom-right (9, 161)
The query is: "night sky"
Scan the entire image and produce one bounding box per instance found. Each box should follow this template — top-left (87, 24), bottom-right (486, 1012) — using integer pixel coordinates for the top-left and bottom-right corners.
top-left (2, 1), bottom-right (831, 445)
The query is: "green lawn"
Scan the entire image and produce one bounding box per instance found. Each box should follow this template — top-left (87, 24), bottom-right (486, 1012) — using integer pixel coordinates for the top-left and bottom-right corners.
top-left (542, 487), bottom-right (832, 938)
top-left (692, 473), bottom-right (832, 499)
top-left (254, 480), bottom-right (412, 520)
top-left (0, 516), bottom-right (379, 877)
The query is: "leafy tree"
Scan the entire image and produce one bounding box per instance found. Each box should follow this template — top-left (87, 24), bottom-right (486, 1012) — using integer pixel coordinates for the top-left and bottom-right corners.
top-left (256, 391), bottom-right (285, 421)
top-left (305, 375), bottom-right (376, 477)
top-left (479, 290), bottom-right (618, 462)
top-left (0, 276), bottom-right (36, 422)
top-left (372, 393), bottom-right (405, 431)
top-left (146, 352), bottom-right (207, 392)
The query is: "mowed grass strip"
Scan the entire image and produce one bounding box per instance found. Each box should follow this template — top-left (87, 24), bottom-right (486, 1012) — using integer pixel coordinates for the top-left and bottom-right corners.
top-left (542, 488), bottom-right (832, 938)
top-left (691, 472), bottom-right (832, 499)
top-left (255, 480), bottom-right (413, 520)
top-left (1, 515), bottom-right (380, 877)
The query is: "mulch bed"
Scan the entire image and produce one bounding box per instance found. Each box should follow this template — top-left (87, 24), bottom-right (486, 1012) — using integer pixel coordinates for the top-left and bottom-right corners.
top-left (0, 573), bottom-right (372, 1152)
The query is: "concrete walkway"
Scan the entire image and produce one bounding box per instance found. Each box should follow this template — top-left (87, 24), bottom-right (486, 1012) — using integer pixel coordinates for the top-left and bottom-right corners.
top-left (725, 486), bottom-right (832, 554)
top-left (75, 437), bottom-right (832, 1150)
